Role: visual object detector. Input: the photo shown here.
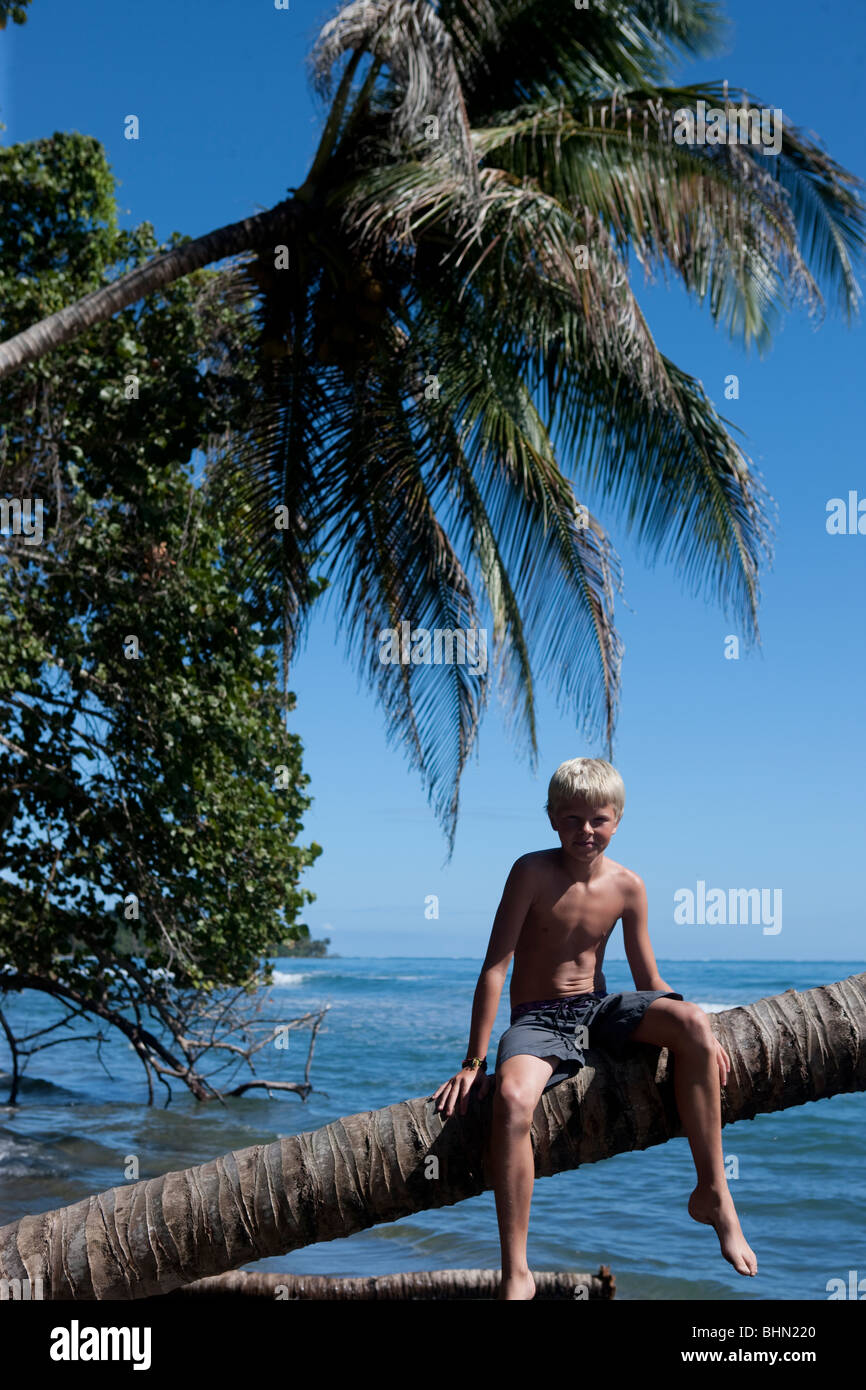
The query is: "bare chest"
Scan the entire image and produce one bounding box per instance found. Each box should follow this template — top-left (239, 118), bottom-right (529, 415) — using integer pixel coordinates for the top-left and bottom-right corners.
top-left (527, 881), bottom-right (624, 942)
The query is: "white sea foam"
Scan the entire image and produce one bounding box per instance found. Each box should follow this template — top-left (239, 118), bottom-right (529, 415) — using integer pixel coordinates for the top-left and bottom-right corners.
top-left (369, 974), bottom-right (421, 981)
top-left (696, 1002), bottom-right (738, 1013)
top-left (270, 971), bottom-right (307, 986)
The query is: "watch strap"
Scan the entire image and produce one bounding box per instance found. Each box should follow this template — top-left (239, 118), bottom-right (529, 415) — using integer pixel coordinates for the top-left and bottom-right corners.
top-left (462, 1055), bottom-right (487, 1072)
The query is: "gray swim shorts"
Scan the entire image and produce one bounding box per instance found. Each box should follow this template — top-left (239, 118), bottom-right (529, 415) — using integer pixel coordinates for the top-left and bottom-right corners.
top-left (495, 988), bottom-right (685, 1092)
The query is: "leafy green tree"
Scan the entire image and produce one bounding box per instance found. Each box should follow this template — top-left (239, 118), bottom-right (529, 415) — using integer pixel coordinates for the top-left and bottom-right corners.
top-left (0, 134), bottom-right (323, 1105)
top-left (0, 2), bottom-right (863, 846)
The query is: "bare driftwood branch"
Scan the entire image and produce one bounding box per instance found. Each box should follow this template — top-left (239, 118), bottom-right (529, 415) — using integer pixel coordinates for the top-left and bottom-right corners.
top-left (169, 1266), bottom-right (616, 1300)
top-left (1, 967), bottom-right (329, 1107)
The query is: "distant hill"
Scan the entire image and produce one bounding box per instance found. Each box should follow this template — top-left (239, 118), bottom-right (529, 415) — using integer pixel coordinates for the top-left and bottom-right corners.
top-left (267, 937), bottom-right (337, 958)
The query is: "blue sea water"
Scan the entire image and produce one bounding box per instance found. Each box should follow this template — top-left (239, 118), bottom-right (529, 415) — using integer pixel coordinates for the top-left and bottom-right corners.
top-left (1, 958), bottom-right (864, 1301)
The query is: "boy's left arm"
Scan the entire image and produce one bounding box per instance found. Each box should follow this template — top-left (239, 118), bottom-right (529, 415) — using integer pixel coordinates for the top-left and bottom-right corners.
top-left (622, 874), bottom-right (730, 1084)
top-left (621, 873), bottom-right (675, 994)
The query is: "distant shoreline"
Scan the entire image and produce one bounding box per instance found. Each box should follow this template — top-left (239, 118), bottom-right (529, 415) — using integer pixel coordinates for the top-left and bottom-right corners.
top-left (269, 953), bottom-right (341, 960)
top-left (266, 937), bottom-right (334, 959)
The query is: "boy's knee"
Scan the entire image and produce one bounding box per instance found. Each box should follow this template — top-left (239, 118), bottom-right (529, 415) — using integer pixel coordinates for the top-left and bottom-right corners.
top-left (494, 1078), bottom-right (536, 1125)
top-left (675, 1003), bottom-right (716, 1052)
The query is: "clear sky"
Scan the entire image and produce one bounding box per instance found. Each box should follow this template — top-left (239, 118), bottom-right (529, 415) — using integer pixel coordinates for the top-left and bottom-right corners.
top-left (2, 1), bottom-right (864, 961)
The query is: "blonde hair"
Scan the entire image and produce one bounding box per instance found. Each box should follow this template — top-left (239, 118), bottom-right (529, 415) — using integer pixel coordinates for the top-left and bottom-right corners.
top-left (545, 757), bottom-right (625, 823)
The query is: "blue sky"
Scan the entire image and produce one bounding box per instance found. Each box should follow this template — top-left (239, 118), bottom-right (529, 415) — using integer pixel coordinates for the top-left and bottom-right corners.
top-left (2, 1), bottom-right (864, 962)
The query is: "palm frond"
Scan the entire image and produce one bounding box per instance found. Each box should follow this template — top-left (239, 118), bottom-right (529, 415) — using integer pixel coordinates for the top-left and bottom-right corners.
top-left (314, 365), bottom-right (487, 847)
top-left (311, 0), bottom-right (480, 200)
top-left (406, 286), bottom-right (626, 752)
top-left (206, 253), bottom-right (331, 658)
top-left (441, 0), bottom-right (727, 113)
top-left (474, 86), bottom-right (864, 330)
top-left (346, 155), bottom-right (772, 638)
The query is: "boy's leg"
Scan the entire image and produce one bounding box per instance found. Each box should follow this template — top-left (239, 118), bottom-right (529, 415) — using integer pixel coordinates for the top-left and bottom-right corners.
top-left (630, 998), bottom-right (757, 1276)
top-left (490, 1052), bottom-right (558, 1301)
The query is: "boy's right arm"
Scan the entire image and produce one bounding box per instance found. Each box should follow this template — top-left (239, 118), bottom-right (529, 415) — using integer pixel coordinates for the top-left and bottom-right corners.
top-left (432, 856), bottom-right (535, 1118)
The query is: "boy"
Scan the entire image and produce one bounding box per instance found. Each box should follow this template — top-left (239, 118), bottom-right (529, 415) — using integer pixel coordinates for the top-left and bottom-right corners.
top-left (433, 757), bottom-right (756, 1300)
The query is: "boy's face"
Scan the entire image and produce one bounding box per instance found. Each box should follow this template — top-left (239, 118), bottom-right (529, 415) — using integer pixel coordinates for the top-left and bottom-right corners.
top-left (549, 797), bottom-right (620, 860)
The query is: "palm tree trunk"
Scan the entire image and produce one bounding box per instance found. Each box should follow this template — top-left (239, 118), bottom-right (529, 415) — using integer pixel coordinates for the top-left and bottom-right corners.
top-left (170, 1267), bottom-right (615, 1299)
top-left (0, 198), bottom-right (297, 381)
top-left (1, 972), bottom-right (863, 1300)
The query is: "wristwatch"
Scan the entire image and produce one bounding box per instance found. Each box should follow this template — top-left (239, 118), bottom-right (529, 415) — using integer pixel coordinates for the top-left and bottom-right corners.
top-left (462, 1055), bottom-right (487, 1072)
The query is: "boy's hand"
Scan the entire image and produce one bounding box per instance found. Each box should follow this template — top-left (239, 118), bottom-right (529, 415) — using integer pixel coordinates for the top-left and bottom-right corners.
top-left (714, 1038), bottom-right (731, 1086)
top-left (432, 1066), bottom-right (491, 1118)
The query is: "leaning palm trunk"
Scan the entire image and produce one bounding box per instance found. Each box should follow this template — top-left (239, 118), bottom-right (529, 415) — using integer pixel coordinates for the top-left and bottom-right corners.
top-left (0, 198), bottom-right (296, 380)
top-left (171, 1266), bottom-right (615, 1299)
top-left (2, 973), bottom-right (864, 1300)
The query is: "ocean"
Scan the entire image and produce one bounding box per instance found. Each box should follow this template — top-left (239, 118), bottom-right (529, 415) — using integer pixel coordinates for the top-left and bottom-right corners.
top-left (1, 958), bottom-right (864, 1301)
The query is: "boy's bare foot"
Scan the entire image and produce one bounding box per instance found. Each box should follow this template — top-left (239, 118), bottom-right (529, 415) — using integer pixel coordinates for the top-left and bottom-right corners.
top-left (498, 1269), bottom-right (536, 1300)
top-left (688, 1185), bottom-right (758, 1276)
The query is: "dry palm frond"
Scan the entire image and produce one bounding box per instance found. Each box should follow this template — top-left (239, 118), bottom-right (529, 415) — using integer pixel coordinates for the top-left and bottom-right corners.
top-left (312, 0), bottom-right (480, 201)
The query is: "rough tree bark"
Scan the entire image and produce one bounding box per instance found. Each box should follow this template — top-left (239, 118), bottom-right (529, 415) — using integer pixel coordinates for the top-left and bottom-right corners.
top-left (1, 973), bottom-right (863, 1300)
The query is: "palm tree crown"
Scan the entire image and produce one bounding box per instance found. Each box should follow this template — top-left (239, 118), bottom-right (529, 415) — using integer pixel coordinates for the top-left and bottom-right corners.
top-left (2, 0), bottom-right (863, 845)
